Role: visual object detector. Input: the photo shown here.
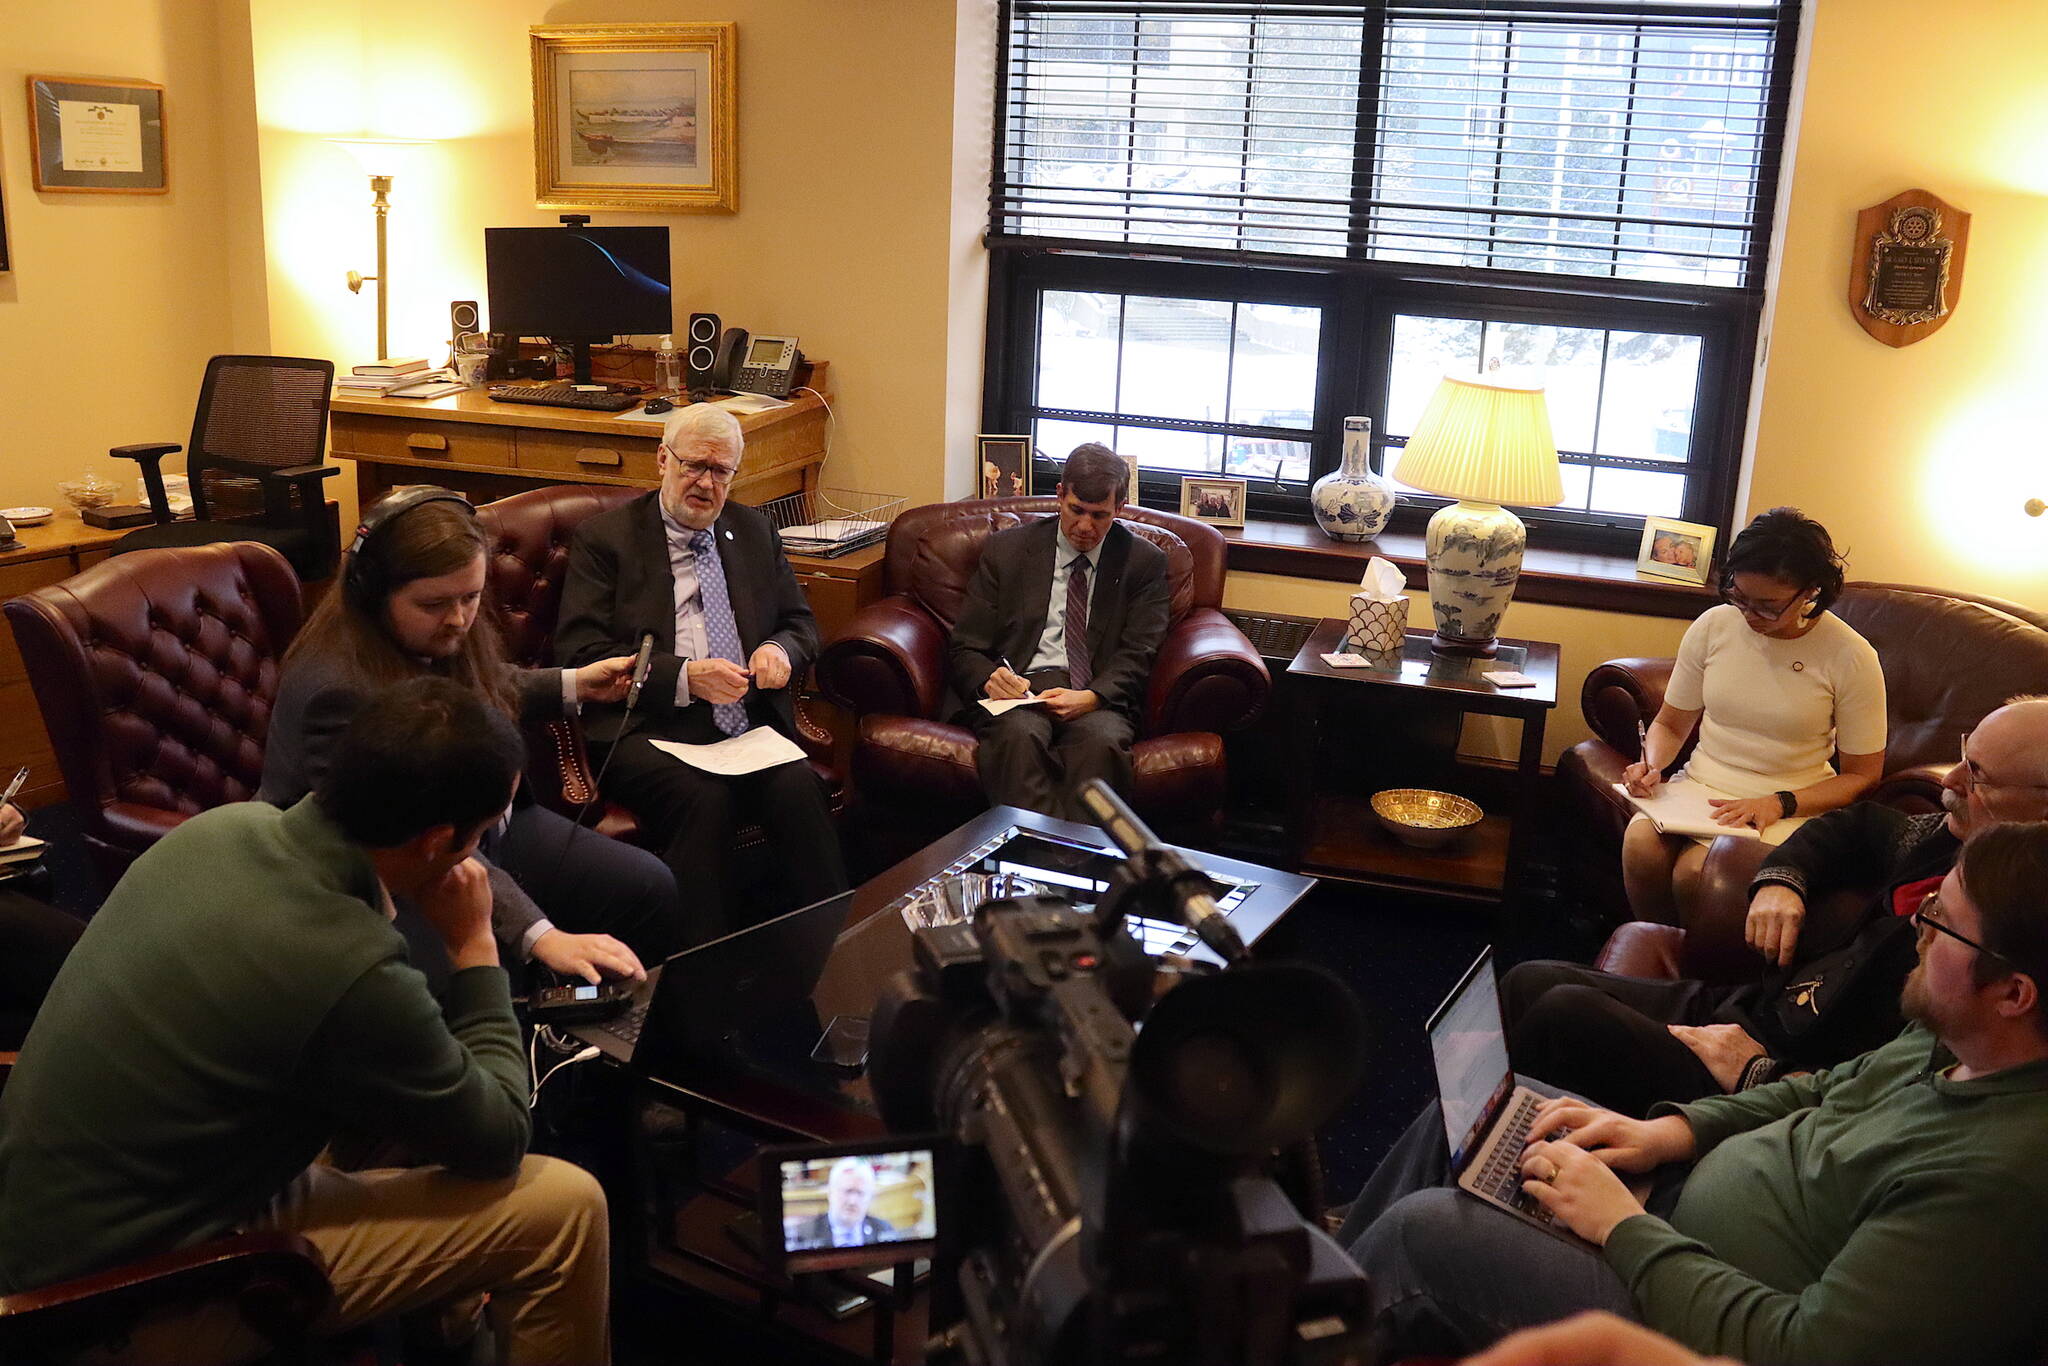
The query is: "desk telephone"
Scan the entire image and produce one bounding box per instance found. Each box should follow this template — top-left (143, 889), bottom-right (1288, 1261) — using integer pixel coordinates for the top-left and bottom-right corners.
top-left (709, 327), bottom-right (802, 399)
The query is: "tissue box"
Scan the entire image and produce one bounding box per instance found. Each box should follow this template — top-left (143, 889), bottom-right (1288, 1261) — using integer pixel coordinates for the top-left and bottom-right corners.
top-left (1347, 592), bottom-right (1409, 654)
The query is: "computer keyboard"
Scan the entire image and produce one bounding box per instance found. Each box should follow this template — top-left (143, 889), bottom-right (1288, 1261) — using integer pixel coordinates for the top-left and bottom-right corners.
top-left (489, 384), bottom-right (642, 413)
top-left (611, 999), bottom-right (652, 1046)
top-left (1476, 1092), bottom-right (1554, 1221)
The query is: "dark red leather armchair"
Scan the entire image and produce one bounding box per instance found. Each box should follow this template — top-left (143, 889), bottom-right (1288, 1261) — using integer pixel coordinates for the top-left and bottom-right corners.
top-left (814, 499), bottom-right (1269, 849)
top-left (474, 483), bottom-right (837, 846)
top-left (3, 543), bottom-right (303, 885)
top-left (1559, 581), bottom-right (2048, 929)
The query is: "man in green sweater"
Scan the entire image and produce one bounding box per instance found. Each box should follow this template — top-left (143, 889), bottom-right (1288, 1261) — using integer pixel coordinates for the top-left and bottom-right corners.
top-left (1348, 819), bottom-right (2048, 1365)
top-left (0, 677), bottom-right (609, 1364)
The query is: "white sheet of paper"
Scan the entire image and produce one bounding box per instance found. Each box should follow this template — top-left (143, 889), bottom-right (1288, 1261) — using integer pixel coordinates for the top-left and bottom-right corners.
top-left (1610, 776), bottom-right (1793, 843)
top-left (979, 695), bottom-right (1047, 716)
top-left (59, 99), bottom-right (143, 172)
top-left (1320, 652), bottom-right (1373, 668)
top-left (648, 728), bottom-right (805, 776)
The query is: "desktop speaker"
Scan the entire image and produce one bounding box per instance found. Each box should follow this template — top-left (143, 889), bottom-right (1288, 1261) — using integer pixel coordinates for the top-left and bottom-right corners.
top-left (686, 312), bottom-right (721, 393)
top-left (450, 299), bottom-right (480, 336)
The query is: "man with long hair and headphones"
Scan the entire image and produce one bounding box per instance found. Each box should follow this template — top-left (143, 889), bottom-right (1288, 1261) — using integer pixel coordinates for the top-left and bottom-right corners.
top-left (260, 486), bottom-right (693, 982)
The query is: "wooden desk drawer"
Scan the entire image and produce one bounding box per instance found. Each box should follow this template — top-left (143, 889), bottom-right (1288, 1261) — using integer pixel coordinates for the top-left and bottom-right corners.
top-left (332, 415), bottom-right (515, 469)
top-left (516, 429), bottom-right (659, 483)
top-left (0, 558), bottom-right (84, 684)
top-left (793, 568), bottom-right (861, 644)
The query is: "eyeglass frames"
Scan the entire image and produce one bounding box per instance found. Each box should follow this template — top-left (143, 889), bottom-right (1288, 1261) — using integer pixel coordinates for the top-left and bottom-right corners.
top-left (1957, 731), bottom-right (2048, 794)
top-left (1911, 892), bottom-right (2016, 967)
top-left (1720, 584), bottom-right (1807, 620)
top-left (658, 444), bottom-right (739, 486)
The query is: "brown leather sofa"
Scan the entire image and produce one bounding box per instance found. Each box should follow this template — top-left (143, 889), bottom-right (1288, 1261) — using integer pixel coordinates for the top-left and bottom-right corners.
top-left (473, 483), bottom-right (837, 847)
top-left (3, 543), bottom-right (304, 885)
top-left (814, 498), bottom-right (1270, 854)
top-left (1557, 581), bottom-right (2048, 929)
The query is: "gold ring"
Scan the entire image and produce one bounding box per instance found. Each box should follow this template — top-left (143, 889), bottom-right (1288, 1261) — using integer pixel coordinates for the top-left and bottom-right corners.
top-left (1544, 1161), bottom-right (1559, 1182)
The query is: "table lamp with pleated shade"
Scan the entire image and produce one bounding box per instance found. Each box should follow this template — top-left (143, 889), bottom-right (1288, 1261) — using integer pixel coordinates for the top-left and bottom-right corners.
top-left (1392, 374), bottom-right (1562, 656)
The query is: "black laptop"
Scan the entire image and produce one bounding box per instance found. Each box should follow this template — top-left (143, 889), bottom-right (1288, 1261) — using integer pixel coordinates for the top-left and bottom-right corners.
top-left (569, 891), bottom-right (855, 1079)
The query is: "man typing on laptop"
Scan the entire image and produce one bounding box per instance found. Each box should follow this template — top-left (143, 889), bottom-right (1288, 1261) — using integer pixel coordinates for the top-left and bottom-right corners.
top-left (1338, 820), bottom-right (2048, 1366)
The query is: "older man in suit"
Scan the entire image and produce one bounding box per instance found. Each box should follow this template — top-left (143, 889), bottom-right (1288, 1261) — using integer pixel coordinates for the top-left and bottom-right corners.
top-left (556, 404), bottom-right (846, 933)
top-left (792, 1157), bottom-right (894, 1250)
top-left (950, 443), bottom-right (1172, 821)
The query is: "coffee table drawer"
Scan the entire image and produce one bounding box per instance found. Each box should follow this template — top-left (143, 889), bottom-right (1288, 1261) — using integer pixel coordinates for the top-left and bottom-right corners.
top-left (331, 415), bottom-right (514, 468)
top-left (516, 428), bottom-right (659, 483)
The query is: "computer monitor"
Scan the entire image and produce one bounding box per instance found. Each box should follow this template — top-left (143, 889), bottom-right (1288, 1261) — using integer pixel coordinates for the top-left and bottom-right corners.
top-left (483, 225), bottom-right (672, 382)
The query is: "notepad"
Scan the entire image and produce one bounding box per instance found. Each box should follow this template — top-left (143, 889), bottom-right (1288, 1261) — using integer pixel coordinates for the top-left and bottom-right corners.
top-left (979, 696), bottom-right (1047, 716)
top-left (1610, 776), bottom-right (1798, 843)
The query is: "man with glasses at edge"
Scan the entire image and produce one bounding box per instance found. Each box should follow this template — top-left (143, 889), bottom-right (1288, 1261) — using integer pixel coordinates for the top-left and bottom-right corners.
top-left (556, 403), bottom-right (846, 935)
top-left (1344, 819), bottom-right (2048, 1366)
top-left (1494, 695), bottom-right (2048, 1118)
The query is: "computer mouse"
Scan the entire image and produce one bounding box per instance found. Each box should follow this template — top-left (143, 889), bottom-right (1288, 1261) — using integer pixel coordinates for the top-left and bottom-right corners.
top-left (644, 397), bottom-right (675, 415)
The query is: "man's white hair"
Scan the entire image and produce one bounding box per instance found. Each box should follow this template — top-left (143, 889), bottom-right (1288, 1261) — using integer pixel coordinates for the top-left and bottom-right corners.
top-left (662, 402), bottom-right (743, 454)
top-left (829, 1155), bottom-right (877, 1186)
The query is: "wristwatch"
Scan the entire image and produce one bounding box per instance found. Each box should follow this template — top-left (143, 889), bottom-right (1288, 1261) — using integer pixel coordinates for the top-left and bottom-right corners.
top-left (1774, 790), bottom-right (1798, 819)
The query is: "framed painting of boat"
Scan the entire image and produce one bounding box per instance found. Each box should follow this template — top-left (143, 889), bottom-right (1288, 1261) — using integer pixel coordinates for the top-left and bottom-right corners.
top-left (532, 23), bottom-right (736, 214)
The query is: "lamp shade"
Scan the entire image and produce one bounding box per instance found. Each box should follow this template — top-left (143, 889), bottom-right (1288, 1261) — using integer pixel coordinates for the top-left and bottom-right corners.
top-left (1392, 374), bottom-right (1563, 508)
top-left (327, 136), bottom-right (431, 178)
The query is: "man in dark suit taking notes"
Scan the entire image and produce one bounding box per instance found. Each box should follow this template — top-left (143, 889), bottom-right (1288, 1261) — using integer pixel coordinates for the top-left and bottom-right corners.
top-left (556, 403), bottom-right (846, 933)
top-left (950, 443), bottom-right (1172, 821)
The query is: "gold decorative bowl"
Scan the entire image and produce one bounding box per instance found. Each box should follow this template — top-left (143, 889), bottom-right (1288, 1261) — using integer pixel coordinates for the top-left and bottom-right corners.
top-left (1371, 788), bottom-right (1483, 850)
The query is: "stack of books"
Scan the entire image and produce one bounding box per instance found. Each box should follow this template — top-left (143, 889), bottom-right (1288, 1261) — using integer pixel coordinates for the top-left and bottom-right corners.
top-left (336, 358), bottom-right (433, 393)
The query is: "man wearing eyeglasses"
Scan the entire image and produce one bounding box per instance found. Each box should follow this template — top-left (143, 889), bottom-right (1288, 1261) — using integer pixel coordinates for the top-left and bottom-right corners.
top-left (556, 403), bottom-right (846, 935)
top-left (1503, 695), bottom-right (2048, 1117)
top-left (1345, 819), bottom-right (2048, 1365)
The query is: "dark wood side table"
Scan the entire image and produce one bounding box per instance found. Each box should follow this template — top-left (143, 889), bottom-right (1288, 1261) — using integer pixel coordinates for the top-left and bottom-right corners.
top-left (1284, 618), bottom-right (1559, 912)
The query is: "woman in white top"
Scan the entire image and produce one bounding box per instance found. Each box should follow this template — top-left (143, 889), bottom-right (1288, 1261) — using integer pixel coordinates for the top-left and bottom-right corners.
top-left (1621, 508), bottom-right (1887, 938)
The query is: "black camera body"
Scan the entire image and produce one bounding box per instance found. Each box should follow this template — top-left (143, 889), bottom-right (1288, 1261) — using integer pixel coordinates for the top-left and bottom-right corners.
top-left (870, 802), bottom-right (1374, 1366)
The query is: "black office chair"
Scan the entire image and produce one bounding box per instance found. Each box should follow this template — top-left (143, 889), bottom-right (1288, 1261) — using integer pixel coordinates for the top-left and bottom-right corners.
top-left (111, 355), bottom-right (342, 583)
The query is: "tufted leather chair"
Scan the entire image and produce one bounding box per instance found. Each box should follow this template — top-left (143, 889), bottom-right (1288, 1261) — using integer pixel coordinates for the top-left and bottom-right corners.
top-left (814, 498), bottom-right (1269, 851)
top-left (473, 484), bottom-right (838, 847)
top-left (4, 543), bottom-right (303, 885)
top-left (1556, 581), bottom-right (2048, 929)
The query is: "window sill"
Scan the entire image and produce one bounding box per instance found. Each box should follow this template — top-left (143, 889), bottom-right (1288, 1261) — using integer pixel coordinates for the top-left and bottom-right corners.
top-left (1218, 519), bottom-right (1717, 620)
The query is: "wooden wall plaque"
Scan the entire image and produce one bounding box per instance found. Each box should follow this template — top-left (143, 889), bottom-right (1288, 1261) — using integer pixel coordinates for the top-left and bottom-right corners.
top-left (1849, 189), bottom-right (1969, 347)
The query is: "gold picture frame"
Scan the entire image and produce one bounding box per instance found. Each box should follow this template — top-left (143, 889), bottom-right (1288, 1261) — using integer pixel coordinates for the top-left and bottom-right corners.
top-left (531, 23), bottom-right (736, 214)
top-left (25, 75), bottom-right (167, 194)
top-left (1635, 515), bottom-right (1718, 586)
top-left (1180, 476), bottom-right (1248, 529)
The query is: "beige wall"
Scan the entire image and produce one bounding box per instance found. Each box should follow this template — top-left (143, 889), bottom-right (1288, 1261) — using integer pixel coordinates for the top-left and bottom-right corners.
top-left (244, 0), bottom-right (988, 532)
top-left (1746, 0), bottom-right (2048, 604)
top-left (0, 0), bottom-right (270, 508)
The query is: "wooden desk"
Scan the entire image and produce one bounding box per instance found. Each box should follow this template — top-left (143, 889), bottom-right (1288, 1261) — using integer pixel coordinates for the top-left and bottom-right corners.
top-left (332, 387), bottom-right (832, 509)
top-left (0, 518), bottom-right (126, 810)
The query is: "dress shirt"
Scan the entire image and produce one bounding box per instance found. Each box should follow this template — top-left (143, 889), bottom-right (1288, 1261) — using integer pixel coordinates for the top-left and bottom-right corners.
top-left (830, 1219), bottom-right (864, 1247)
top-left (658, 505), bottom-right (787, 704)
top-left (1025, 528), bottom-right (1102, 676)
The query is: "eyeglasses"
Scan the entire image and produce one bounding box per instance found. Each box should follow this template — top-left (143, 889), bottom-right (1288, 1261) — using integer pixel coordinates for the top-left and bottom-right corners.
top-left (1911, 892), bottom-right (2016, 967)
top-left (1722, 586), bottom-right (1806, 620)
top-left (659, 445), bottom-right (738, 486)
top-left (1956, 730), bottom-right (2048, 794)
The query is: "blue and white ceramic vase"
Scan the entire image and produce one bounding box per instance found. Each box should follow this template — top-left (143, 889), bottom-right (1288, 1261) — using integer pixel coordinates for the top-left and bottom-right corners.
top-left (1311, 416), bottom-right (1396, 542)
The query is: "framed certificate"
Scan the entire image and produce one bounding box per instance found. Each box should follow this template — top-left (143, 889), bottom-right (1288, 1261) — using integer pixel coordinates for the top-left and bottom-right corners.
top-left (26, 75), bottom-right (167, 194)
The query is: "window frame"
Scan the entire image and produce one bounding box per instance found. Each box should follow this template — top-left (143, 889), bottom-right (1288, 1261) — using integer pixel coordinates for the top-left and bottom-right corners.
top-left (981, 0), bottom-right (1801, 557)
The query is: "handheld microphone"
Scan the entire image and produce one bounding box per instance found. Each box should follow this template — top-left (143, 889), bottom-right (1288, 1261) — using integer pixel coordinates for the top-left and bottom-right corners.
top-left (625, 632), bottom-right (656, 709)
top-left (1079, 779), bottom-right (1247, 962)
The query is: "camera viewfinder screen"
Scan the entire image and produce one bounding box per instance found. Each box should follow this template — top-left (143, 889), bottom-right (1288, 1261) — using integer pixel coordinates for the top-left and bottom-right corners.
top-left (776, 1148), bottom-right (936, 1271)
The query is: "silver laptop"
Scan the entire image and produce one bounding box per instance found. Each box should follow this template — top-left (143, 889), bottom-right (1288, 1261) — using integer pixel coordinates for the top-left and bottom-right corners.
top-left (1428, 948), bottom-right (1644, 1241)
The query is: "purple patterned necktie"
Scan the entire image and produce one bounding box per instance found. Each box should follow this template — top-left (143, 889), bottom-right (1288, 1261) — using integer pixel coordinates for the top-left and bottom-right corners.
top-left (689, 528), bottom-right (750, 737)
top-left (1065, 556), bottom-right (1092, 690)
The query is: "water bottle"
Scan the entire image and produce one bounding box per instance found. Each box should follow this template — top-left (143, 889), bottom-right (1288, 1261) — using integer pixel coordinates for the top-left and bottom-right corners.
top-left (655, 335), bottom-right (682, 394)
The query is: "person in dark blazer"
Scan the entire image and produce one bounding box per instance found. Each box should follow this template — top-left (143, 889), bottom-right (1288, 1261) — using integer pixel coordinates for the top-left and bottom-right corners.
top-left (950, 444), bottom-right (1172, 821)
top-left (790, 1157), bottom-right (894, 1249)
top-left (261, 489), bottom-right (687, 978)
top-left (555, 403), bottom-right (847, 933)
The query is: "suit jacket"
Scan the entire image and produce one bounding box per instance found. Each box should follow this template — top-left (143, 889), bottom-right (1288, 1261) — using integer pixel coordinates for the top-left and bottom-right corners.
top-left (259, 638), bottom-right (565, 948)
top-left (555, 491), bottom-right (819, 747)
top-left (948, 518), bottom-right (1172, 723)
top-left (792, 1212), bottom-right (893, 1250)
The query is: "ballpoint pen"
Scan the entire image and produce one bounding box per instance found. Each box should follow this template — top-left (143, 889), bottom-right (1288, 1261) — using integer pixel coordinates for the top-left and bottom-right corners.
top-left (0, 766), bottom-right (26, 811)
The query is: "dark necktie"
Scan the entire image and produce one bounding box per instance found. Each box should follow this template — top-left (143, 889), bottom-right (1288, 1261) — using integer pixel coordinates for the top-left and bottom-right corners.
top-left (689, 528), bottom-right (749, 737)
top-left (1065, 557), bottom-right (1092, 690)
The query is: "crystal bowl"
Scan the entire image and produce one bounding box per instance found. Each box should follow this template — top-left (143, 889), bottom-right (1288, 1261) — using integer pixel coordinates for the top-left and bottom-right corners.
top-left (1371, 788), bottom-right (1483, 850)
top-left (57, 474), bottom-right (118, 513)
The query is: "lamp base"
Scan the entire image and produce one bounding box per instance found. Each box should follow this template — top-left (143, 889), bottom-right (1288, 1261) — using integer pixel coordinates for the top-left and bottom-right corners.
top-left (1423, 499), bottom-right (1527, 656)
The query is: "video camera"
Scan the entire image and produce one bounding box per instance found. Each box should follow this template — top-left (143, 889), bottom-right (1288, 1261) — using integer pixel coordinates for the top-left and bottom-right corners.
top-left (793, 781), bottom-right (1376, 1365)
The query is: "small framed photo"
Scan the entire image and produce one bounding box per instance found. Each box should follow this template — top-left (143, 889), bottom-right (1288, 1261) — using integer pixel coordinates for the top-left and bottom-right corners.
top-left (26, 75), bottom-right (167, 194)
top-left (1179, 476), bottom-right (1248, 529)
top-left (977, 434), bottom-right (1033, 500)
top-left (1635, 516), bottom-right (1718, 586)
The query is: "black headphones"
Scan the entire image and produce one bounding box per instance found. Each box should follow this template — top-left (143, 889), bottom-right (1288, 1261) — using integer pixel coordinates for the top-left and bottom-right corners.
top-left (343, 485), bottom-right (477, 611)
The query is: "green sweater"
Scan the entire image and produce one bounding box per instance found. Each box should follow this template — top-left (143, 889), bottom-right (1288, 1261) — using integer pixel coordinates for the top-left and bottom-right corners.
top-left (1603, 1024), bottom-right (2048, 1365)
top-left (0, 799), bottom-right (530, 1293)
